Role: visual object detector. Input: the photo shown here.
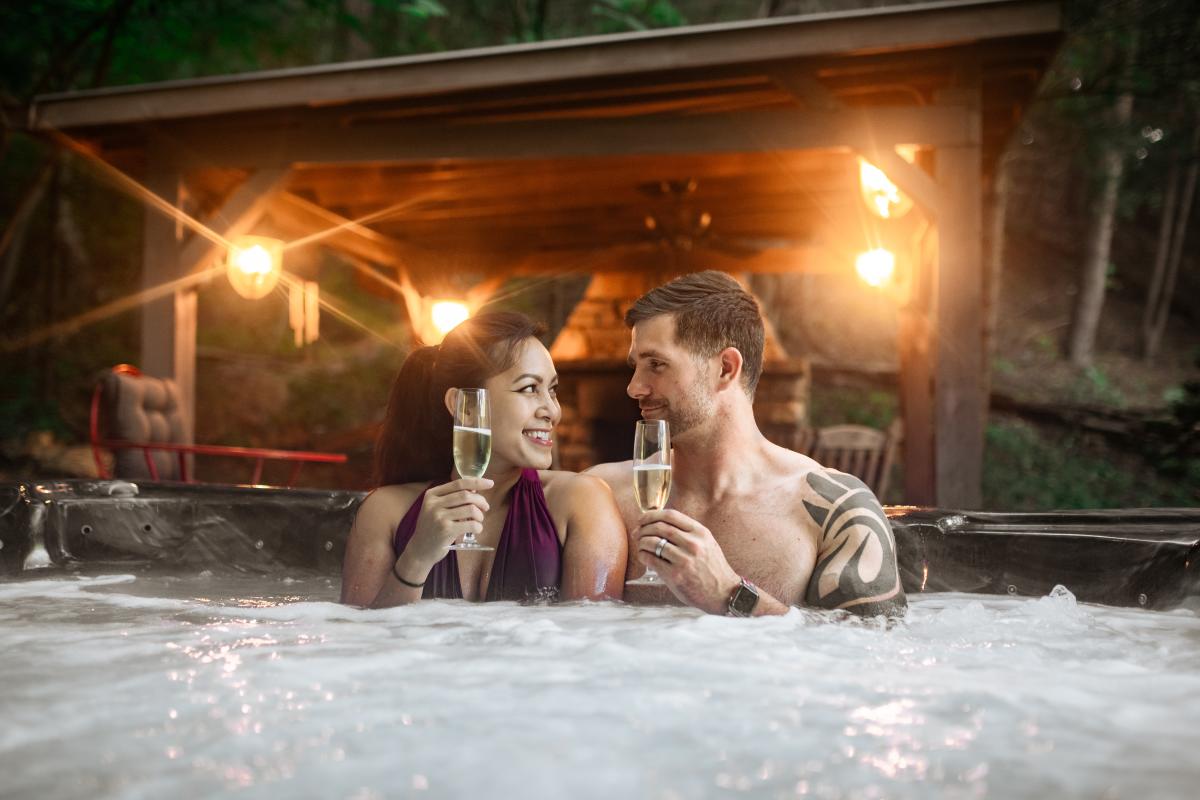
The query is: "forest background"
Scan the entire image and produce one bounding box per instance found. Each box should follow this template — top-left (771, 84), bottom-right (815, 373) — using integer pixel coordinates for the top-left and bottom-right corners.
top-left (0, 0), bottom-right (1197, 508)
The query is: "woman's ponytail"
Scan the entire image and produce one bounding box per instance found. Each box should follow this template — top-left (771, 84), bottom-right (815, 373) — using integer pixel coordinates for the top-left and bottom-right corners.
top-left (374, 345), bottom-right (452, 486)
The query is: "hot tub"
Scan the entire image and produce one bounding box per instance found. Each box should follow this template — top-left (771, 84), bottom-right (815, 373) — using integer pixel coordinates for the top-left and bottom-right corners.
top-left (2, 479), bottom-right (1198, 798)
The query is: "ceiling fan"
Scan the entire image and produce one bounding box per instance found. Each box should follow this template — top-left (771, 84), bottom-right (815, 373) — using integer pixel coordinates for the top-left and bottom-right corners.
top-left (635, 178), bottom-right (808, 262)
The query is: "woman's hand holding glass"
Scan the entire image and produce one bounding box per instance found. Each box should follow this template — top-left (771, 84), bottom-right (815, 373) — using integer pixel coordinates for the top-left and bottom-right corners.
top-left (394, 477), bottom-right (494, 581)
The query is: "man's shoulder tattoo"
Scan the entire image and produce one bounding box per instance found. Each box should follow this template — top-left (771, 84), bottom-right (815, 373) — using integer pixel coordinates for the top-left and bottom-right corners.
top-left (802, 468), bottom-right (907, 617)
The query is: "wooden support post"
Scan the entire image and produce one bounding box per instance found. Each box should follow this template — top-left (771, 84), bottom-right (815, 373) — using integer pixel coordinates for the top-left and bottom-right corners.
top-left (898, 326), bottom-right (935, 505)
top-left (896, 87), bottom-right (985, 508)
top-left (898, 225), bottom-right (937, 506)
top-left (140, 149), bottom-right (196, 445)
top-left (932, 88), bottom-right (985, 508)
top-left (141, 164), bottom-right (287, 446)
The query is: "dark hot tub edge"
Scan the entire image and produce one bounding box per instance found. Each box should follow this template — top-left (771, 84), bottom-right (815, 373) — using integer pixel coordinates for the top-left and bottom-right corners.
top-left (2, 480), bottom-right (1197, 610)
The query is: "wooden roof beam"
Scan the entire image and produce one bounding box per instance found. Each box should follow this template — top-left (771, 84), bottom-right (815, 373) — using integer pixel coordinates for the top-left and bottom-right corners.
top-left (170, 106), bottom-right (975, 170)
top-left (178, 166), bottom-right (291, 276)
top-left (265, 191), bottom-right (409, 267)
top-left (28, 0), bottom-right (1060, 131)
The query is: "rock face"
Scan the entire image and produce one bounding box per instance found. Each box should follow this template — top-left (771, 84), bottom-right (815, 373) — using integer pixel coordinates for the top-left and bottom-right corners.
top-left (12, 431), bottom-right (108, 478)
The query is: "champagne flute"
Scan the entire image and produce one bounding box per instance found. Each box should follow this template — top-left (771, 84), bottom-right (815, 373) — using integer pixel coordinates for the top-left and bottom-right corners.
top-left (626, 419), bottom-right (671, 585)
top-left (450, 388), bottom-right (494, 551)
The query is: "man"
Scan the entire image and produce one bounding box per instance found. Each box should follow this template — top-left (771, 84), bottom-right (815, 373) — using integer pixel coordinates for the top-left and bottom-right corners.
top-left (586, 271), bottom-right (906, 618)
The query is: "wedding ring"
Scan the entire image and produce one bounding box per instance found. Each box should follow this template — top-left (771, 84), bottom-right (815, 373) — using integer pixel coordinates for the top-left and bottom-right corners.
top-left (655, 537), bottom-right (668, 559)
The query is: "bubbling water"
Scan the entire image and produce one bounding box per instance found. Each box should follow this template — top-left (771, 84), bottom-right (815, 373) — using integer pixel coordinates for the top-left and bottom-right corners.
top-left (1, 573), bottom-right (1198, 799)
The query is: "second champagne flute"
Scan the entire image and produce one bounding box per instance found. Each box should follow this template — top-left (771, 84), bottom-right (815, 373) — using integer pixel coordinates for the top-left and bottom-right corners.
top-left (626, 419), bottom-right (671, 586)
top-left (450, 387), bottom-right (494, 552)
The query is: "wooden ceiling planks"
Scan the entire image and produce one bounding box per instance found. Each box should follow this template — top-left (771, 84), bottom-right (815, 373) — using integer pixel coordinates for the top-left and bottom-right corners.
top-left (43, 2), bottom-right (1057, 282)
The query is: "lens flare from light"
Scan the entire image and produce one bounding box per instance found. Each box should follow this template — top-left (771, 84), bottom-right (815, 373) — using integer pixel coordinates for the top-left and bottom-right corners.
top-left (859, 161), bottom-right (912, 219)
top-left (856, 248), bottom-right (895, 288)
top-left (431, 301), bottom-right (470, 336)
top-left (227, 236), bottom-right (283, 300)
top-left (858, 146), bottom-right (918, 219)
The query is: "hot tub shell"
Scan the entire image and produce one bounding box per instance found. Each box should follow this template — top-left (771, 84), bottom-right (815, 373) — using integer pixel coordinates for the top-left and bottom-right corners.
top-left (2, 479), bottom-right (1197, 610)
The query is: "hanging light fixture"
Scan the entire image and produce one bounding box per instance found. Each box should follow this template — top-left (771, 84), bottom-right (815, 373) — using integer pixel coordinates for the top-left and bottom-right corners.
top-left (226, 235), bottom-right (283, 300)
top-left (288, 280), bottom-right (320, 347)
top-left (430, 300), bottom-right (470, 338)
top-left (856, 248), bottom-right (896, 288)
top-left (858, 145), bottom-right (919, 220)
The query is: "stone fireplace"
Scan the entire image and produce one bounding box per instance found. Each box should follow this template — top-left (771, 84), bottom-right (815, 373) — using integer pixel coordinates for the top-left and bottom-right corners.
top-left (549, 272), bottom-right (810, 470)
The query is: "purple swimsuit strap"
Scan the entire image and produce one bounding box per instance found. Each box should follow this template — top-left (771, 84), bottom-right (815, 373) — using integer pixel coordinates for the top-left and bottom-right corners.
top-left (392, 469), bottom-right (562, 601)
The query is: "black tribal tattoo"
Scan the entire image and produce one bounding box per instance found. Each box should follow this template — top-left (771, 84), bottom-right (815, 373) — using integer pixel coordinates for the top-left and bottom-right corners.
top-left (802, 469), bottom-right (907, 617)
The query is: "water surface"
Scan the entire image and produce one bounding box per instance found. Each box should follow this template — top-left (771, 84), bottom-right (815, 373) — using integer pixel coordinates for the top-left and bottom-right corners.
top-left (2, 573), bottom-right (1198, 799)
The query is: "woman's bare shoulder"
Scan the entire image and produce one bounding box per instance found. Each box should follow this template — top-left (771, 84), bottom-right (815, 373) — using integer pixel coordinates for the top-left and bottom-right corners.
top-left (537, 470), bottom-right (614, 507)
top-left (355, 482), bottom-right (428, 526)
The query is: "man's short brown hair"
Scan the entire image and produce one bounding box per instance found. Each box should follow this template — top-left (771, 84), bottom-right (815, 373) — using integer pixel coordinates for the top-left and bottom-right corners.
top-left (624, 270), bottom-right (765, 396)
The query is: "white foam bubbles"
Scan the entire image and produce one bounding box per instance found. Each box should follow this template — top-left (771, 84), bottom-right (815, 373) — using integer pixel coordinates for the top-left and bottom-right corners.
top-left (0, 576), bottom-right (1197, 799)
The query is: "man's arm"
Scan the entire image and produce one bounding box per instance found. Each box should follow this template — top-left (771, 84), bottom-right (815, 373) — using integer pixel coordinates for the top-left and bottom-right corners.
top-left (801, 469), bottom-right (907, 617)
top-left (633, 509), bottom-right (791, 616)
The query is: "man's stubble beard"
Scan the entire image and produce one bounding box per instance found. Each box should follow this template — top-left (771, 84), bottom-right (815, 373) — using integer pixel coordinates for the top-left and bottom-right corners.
top-left (664, 372), bottom-right (716, 440)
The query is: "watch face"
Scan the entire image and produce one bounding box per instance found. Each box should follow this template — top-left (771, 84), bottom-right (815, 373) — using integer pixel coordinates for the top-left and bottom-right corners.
top-left (729, 581), bottom-right (759, 617)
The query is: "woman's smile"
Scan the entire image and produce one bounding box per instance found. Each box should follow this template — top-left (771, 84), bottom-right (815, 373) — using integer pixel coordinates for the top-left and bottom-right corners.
top-left (523, 428), bottom-right (554, 447)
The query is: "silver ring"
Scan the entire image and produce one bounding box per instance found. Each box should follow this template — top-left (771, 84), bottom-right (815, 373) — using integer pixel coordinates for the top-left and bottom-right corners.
top-left (655, 537), bottom-right (668, 559)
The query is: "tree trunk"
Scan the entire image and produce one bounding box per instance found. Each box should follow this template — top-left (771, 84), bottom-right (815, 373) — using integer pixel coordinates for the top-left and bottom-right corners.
top-left (1142, 157), bottom-right (1180, 358)
top-left (984, 152), bottom-right (1010, 381)
top-left (1144, 133), bottom-right (1199, 359)
top-left (1066, 89), bottom-right (1134, 367)
top-left (0, 158), bottom-right (55, 319)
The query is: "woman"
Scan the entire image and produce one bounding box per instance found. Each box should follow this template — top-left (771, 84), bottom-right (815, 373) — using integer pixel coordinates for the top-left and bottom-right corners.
top-left (341, 311), bottom-right (626, 607)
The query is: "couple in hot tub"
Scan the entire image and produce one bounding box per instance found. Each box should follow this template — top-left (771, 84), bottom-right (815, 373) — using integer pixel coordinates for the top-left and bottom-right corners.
top-left (341, 271), bottom-right (906, 618)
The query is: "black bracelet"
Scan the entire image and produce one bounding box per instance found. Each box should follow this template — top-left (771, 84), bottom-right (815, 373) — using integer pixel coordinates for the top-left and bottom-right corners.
top-left (392, 562), bottom-right (426, 588)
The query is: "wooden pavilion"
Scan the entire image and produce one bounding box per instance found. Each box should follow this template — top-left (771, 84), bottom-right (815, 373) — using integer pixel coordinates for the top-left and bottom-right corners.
top-left (24, 0), bottom-right (1061, 507)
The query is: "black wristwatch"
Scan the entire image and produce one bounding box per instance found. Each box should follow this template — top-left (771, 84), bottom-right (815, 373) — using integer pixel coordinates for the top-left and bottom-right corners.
top-left (726, 577), bottom-right (760, 617)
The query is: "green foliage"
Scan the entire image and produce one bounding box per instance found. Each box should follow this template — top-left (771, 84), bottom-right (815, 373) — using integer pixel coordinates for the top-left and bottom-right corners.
top-left (402, 0), bottom-right (449, 20)
top-left (0, 371), bottom-right (67, 439)
top-left (808, 385), bottom-right (1198, 510)
top-left (992, 356), bottom-right (1016, 376)
top-left (1077, 364), bottom-right (1127, 407)
top-left (808, 385), bottom-right (897, 430)
top-left (1141, 358), bottom-right (1200, 478)
top-left (591, 0), bottom-right (686, 33)
top-left (1032, 333), bottom-right (1057, 357)
top-left (982, 416), bottom-right (1199, 510)
top-left (274, 346), bottom-right (400, 439)
top-left (1162, 384), bottom-right (1186, 405)
top-left (1036, 0), bottom-right (1200, 225)
top-left (0, 0), bottom-right (454, 99)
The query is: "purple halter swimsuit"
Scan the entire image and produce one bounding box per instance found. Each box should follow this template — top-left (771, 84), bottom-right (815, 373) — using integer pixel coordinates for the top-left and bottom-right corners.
top-left (393, 468), bottom-right (563, 601)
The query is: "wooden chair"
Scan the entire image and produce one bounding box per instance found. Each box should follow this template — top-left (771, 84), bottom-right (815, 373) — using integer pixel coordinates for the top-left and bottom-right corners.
top-left (808, 418), bottom-right (902, 499)
top-left (90, 364), bottom-right (348, 486)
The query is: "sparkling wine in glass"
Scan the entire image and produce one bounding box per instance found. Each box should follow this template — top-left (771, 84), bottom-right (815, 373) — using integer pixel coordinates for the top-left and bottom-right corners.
top-left (627, 419), bottom-right (671, 586)
top-left (450, 388), bottom-right (494, 551)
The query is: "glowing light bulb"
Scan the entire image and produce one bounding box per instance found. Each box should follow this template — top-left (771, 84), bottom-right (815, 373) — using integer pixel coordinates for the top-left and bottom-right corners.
top-left (858, 146), bottom-right (917, 219)
top-left (226, 236), bottom-right (282, 300)
top-left (431, 301), bottom-right (469, 336)
top-left (856, 248), bottom-right (895, 288)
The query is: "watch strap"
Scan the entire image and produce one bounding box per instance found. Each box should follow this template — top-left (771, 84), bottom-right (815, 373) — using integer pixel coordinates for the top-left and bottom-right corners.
top-left (726, 577), bottom-right (760, 617)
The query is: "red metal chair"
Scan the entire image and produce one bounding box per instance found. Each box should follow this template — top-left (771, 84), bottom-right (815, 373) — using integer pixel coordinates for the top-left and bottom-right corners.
top-left (90, 364), bottom-right (347, 486)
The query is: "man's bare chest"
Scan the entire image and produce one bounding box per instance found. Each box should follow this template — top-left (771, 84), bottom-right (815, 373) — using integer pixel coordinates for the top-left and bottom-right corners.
top-left (676, 495), bottom-right (818, 604)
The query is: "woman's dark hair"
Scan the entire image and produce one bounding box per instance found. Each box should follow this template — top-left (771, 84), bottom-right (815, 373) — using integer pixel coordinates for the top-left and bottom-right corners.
top-left (374, 311), bottom-right (546, 486)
